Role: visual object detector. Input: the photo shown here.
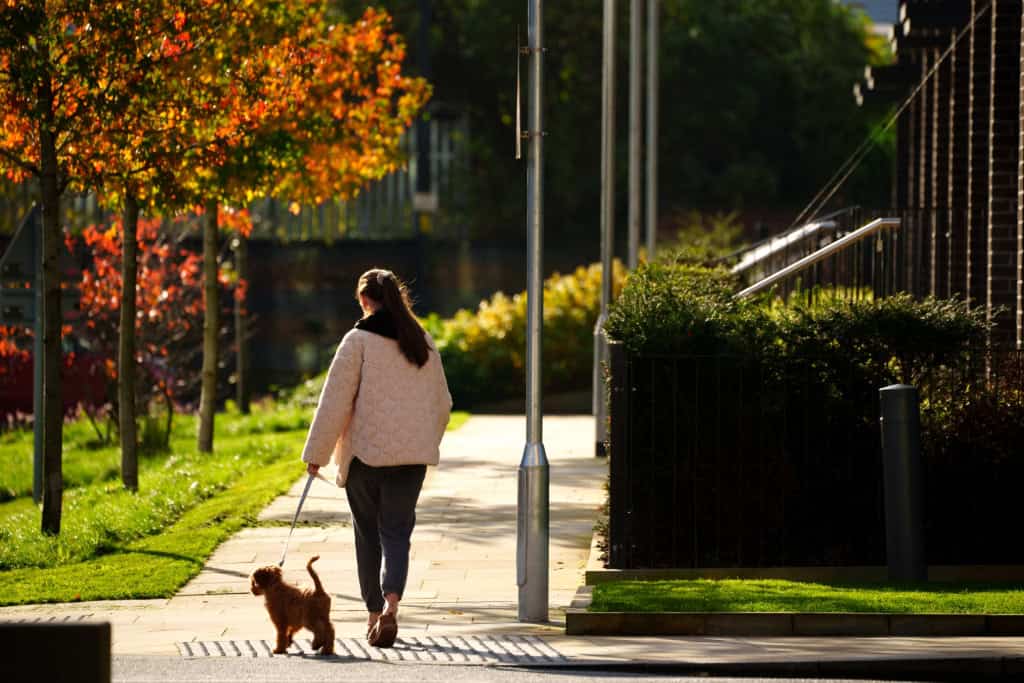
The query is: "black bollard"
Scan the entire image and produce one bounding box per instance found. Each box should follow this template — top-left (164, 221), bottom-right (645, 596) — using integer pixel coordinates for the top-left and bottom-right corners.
top-left (879, 384), bottom-right (927, 582)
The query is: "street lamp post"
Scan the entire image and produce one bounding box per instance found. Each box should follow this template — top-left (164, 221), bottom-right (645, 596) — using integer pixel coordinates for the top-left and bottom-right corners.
top-left (517, 0), bottom-right (549, 623)
top-left (593, 0), bottom-right (616, 457)
top-left (646, 0), bottom-right (659, 258)
top-left (628, 0), bottom-right (643, 269)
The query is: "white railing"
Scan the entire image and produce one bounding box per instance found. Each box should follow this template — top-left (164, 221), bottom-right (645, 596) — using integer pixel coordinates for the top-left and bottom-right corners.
top-left (735, 217), bottom-right (901, 299)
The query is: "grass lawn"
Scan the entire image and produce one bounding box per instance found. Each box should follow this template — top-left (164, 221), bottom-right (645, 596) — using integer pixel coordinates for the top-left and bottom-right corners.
top-left (0, 407), bottom-right (470, 606)
top-left (590, 579), bottom-right (1024, 614)
top-left (0, 404), bottom-right (316, 502)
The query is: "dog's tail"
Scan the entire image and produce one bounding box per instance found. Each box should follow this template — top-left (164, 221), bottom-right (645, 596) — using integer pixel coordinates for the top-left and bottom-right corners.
top-left (306, 555), bottom-right (326, 595)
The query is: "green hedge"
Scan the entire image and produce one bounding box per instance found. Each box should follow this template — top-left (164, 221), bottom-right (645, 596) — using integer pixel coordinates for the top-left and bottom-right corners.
top-left (605, 262), bottom-right (989, 379)
top-left (423, 261), bottom-right (626, 406)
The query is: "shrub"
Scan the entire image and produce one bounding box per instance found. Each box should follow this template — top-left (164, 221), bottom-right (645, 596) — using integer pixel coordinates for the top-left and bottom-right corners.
top-left (604, 261), bottom-right (767, 356)
top-left (424, 261), bottom-right (627, 406)
top-left (606, 262), bottom-right (989, 378)
top-left (657, 210), bottom-right (748, 265)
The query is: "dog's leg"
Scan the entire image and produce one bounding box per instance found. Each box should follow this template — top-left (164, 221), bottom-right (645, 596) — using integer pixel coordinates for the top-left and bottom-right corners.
top-left (316, 619), bottom-right (335, 655)
top-left (273, 626), bottom-right (290, 654)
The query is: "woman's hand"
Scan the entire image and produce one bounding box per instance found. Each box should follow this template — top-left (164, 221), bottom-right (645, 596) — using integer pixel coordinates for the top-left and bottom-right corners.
top-left (306, 463), bottom-right (320, 476)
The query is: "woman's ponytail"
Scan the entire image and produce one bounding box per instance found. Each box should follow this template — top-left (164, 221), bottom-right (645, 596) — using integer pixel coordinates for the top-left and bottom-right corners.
top-left (358, 269), bottom-right (429, 367)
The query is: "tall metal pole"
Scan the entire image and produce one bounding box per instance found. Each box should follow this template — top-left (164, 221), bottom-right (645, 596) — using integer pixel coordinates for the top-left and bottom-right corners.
top-left (645, 0), bottom-right (659, 259)
top-left (517, 0), bottom-right (549, 623)
top-left (628, 0), bottom-right (643, 268)
top-left (593, 0), bottom-right (616, 457)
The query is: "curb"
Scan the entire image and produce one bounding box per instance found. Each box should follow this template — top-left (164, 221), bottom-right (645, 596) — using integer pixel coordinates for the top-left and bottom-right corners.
top-left (536, 656), bottom-right (1024, 681)
top-left (566, 586), bottom-right (1024, 637)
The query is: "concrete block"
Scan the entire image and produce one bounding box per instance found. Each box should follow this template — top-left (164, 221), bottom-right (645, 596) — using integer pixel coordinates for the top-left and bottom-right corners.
top-left (792, 612), bottom-right (889, 636)
top-left (565, 610), bottom-right (707, 636)
top-left (986, 615), bottom-right (1024, 635)
top-left (889, 614), bottom-right (987, 636)
top-left (705, 612), bottom-right (793, 636)
top-left (7, 621), bottom-right (111, 683)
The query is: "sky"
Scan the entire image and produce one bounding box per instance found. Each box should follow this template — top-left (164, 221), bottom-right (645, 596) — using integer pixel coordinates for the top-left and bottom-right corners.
top-left (840, 0), bottom-right (898, 24)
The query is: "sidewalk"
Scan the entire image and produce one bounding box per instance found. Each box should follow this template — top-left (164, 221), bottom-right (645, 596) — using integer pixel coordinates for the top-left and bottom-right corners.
top-left (4, 414), bottom-right (1024, 676)
top-left (1, 416), bottom-right (605, 654)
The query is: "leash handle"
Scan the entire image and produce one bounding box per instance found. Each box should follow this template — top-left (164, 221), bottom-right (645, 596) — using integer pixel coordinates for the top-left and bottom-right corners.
top-left (278, 472), bottom-right (316, 567)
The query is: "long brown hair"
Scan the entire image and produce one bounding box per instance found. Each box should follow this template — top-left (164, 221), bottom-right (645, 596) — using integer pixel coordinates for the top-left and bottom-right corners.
top-left (357, 269), bottom-right (430, 367)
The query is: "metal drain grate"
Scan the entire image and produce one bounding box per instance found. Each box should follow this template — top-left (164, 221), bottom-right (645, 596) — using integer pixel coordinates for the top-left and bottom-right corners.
top-left (6, 615), bottom-right (94, 624)
top-left (177, 635), bottom-right (567, 665)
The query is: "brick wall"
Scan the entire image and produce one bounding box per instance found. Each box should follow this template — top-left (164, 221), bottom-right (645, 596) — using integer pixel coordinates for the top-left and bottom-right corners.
top-left (968, 0), bottom-right (992, 309)
top-left (986, 0), bottom-right (1021, 339)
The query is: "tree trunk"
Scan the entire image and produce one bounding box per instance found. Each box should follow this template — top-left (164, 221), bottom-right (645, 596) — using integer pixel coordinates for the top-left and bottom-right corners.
top-left (119, 194), bottom-right (139, 490)
top-left (234, 235), bottom-right (250, 414)
top-left (38, 79), bottom-right (63, 535)
top-left (197, 199), bottom-right (219, 452)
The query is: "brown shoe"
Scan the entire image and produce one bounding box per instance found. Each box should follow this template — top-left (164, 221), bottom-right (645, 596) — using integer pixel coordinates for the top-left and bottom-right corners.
top-left (367, 613), bottom-right (397, 648)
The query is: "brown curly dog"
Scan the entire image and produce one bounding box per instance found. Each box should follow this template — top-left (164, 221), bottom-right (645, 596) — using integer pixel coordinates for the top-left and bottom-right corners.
top-left (250, 555), bottom-right (334, 655)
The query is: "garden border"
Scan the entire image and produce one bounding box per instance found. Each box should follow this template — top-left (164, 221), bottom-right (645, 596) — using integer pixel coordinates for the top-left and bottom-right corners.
top-left (572, 531), bottom-right (1024, 636)
top-left (566, 585), bottom-right (1024, 636)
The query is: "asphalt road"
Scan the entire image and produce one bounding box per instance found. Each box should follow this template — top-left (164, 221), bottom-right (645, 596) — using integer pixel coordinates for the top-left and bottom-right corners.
top-left (112, 656), bottom-right (924, 683)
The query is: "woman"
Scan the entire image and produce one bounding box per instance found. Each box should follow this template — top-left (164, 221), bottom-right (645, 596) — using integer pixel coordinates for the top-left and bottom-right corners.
top-left (301, 268), bottom-right (452, 648)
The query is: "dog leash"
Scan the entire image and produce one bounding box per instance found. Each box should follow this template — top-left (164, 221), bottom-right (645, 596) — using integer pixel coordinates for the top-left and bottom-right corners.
top-left (278, 472), bottom-right (317, 567)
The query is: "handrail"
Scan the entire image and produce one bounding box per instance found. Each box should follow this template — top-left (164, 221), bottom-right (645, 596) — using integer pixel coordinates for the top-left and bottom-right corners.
top-left (734, 217), bottom-right (900, 299)
top-left (731, 220), bottom-right (837, 275)
top-left (719, 206), bottom-right (858, 265)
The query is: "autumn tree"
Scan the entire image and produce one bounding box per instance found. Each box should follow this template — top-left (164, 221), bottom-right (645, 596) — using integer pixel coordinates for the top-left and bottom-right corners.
top-left (190, 5), bottom-right (430, 452)
top-left (0, 0), bottom-right (199, 531)
top-left (78, 1), bottom-right (303, 486)
top-left (0, 0), bottom-right (302, 520)
top-left (71, 211), bottom-right (249, 446)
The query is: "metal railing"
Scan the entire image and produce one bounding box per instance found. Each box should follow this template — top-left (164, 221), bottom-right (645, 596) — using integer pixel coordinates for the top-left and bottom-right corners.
top-left (730, 219), bottom-right (837, 276)
top-left (606, 342), bottom-right (1024, 569)
top-left (735, 217), bottom-right (901, 299)
top-left (733, 207), bottom-right (974, 305)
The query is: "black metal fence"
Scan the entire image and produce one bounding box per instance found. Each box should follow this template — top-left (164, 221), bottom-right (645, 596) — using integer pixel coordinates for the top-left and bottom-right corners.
top-left (606, 343), bottom-right (1024, 569)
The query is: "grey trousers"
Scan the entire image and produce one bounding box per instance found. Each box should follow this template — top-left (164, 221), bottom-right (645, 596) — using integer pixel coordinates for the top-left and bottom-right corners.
top-left (345, 457), bottom-right (427, 613)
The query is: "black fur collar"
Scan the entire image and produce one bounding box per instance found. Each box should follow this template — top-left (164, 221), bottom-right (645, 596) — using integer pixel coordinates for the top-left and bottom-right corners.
top-left (354, 310), bottom-right (398, 340)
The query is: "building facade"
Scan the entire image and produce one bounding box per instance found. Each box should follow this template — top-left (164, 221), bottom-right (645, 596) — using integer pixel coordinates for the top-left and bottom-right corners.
top-left (857, 0), bottom-right (1023, 347)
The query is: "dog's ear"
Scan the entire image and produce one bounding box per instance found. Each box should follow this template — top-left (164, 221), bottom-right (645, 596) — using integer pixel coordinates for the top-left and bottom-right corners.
top-left (258, 566), bottom-right (282, 585)
top-left (250, 566), bottom-right (282, 593)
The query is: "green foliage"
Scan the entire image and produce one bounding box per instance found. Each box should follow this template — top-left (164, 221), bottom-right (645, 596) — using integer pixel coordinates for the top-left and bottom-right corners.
top-left (427, 261), bottom-right (628, 406)
top-left (605, 262), bottom-right (766, 356)
top-left (606, 263), bottom-right (989, 377)
top-left (337, 0), bottom-right (890, 242)
top-left (920, 351), bottom-right (1024, 469)
top-left (776, 295), bottom-right (989, 385)
top-left (590, 579), bottom-right (1024, 614)
top-left (658, 210), bottom-right (748, 264)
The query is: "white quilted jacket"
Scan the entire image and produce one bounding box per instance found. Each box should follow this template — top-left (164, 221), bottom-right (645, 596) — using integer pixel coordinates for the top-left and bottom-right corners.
top-left (300, 327), bottom-right (452, 486)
